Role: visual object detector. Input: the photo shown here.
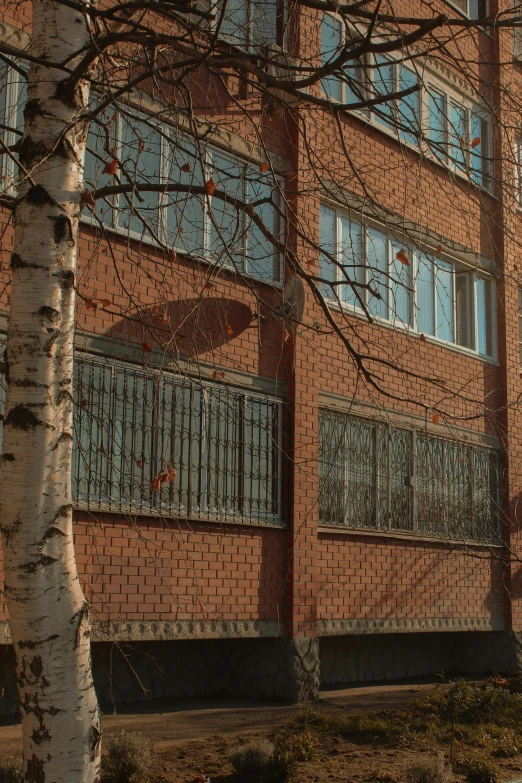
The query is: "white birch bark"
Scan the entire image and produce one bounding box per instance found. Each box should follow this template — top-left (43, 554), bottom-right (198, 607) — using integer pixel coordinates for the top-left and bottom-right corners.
top-left (0, 0), bottom-right (101, 780)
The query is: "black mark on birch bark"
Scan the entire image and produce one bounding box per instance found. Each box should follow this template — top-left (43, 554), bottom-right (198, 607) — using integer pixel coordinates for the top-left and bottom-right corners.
top-left (71, 601), bottom-right (90, 648)
top-left (4, 405), bottom-right (49, 430)
top-left (19, 137), bottom-right (49, 168)
top-left (23, 99), bottom-right (43, 124)
top-left (52, 215), bottom-right (74, 246)
top-left (91, 724), bottom-right (102, 761)
top-left (10, 254), bottom-right (45, 271)
top-left (43, 330), bottom-right (60, 356)
top-left (52, 431), bottom-right (73, 450)
top-left (25, 752), bottom-right (46, 783)
top-left (18, 555), bottom-right (58, 573)
top-left (37, 306), bottom-right (60, 323)
top-left (56, 390), bottom-right (73, 406)
top-left (60, 269), bottom-right (75, 289)
top-left (26, 185), bottom-right (57, 207)
top-left (18, 635), bottom-right (59, 650)
top-left (2, 453), bottom-right (15, 461)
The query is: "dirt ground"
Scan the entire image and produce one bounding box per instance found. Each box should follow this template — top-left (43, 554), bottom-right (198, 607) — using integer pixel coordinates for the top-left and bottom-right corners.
top-left (2, 679), bottom-right (522, 783)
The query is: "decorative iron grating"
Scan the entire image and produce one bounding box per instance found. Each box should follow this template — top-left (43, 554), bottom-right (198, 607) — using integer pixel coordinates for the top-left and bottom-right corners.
top-left (72, 357), bottom-right (284, 524)
top-left (318, 408), bottom-right (501, 543)
top-left (0, 356), bottom-right (284, 525)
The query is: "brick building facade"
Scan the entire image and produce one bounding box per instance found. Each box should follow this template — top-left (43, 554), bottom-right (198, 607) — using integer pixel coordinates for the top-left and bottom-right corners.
top-left (0, 0), bottom-right (521, 710)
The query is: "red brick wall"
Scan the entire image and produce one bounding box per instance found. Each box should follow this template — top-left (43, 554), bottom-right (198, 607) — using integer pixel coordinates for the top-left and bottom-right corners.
top-left (0, 0), bottom-right (517, 645)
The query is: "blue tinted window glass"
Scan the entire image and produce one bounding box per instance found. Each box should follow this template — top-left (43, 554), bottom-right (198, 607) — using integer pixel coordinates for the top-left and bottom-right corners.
top-left (374, 56), bottom-right (395, 129)
top-left (428, 91), bottom-right (446, 161)
top-left (398, 66), bottom-right (419, 146)
top-left (322, 15), bottom-right (342, 102)
top-left (471, 111), bottom-right (489, 187)
top-left (449, 103), bottom-right (468, 171)
top-left (209, 151), bottom-right (246, 269)
top-left (118, 116), bottom-right (162, 237)
top-left (220, 0), bottom-right (248, 46)
top-left (83, 117), bottom-right (116, 226)
top-left (319, 205), bottom-right (337, 299)
top-left (247, 170), bottom-right (280, 281)
top-left (416, 252), bottom-right (435, 335)
top-left (477, 276), bottom-right (494, 356)
top-left (435, 260), bottom-right (454, 342)
top-left (366, 227), bottom-right (388, 319)
top-left (340, 216), bottom-right (363, 306)
top-left (165, 138), bottom-right (206, 256)
top-left (390, 242), bottom-right (411, 325)
top-left (251, 0), bottom-right (278, 46)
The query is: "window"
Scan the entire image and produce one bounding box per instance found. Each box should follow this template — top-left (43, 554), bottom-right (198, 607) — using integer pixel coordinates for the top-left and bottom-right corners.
top-left (320, 14), bottom-right (493, 191)
top-left (373, 55), bottom-right (420, 145)
top-left (447, 0), bottom-right (488, 17)
top-left (321, 15), bottom-right (367, 106)
top-left (217, 0), bottom-right (283, 49)
top-left (318, 408), bottom-right (501, 543)
top-left (426, 87), bottom-right (492, 189)
top-left (319, 205), bottom-right (497, 358)
top-left (72, 356), bottom-right (284, 524)
top-left (0, 60), bottom-right (26, 188)
top-left (83, 109), bottom-right (283, 282)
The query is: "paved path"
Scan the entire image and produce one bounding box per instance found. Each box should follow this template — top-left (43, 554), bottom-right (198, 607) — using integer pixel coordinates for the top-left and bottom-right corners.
top-left (0, 680), bottom-right (438, 756)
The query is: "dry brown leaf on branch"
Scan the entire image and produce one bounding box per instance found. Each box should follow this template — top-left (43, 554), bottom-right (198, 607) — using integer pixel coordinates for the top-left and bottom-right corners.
top-left (205, 178), bottom-right (216, 195)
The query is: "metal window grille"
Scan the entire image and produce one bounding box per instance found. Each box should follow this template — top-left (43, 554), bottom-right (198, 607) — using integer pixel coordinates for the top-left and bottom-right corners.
top-left (318, 408), bottom-right (501, 543)
top-left (72, 356), bottom-right (284, 525)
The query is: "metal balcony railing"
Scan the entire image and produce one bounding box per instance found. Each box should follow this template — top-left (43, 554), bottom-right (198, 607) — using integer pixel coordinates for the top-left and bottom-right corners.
top-left (318, 408), bottom-right (502, 543)
top-left (0, 356), bottom-right (285, 526)
top-left (72, 357), bottom-right (285, 524)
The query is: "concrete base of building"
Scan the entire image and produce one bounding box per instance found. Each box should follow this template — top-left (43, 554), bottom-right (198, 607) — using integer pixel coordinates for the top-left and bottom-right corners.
top-left (0, 636), bottom-right (320, 715)
top-left (1, 631), bottom-right (521, 716)
top-left (320, 631), bottom-right (521, 684)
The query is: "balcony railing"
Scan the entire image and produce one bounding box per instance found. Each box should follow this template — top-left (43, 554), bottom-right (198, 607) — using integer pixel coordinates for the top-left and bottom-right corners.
top-left (318, 408), bottom-right (502, 543)
top-left (0, 356), bottom-right (285, 526)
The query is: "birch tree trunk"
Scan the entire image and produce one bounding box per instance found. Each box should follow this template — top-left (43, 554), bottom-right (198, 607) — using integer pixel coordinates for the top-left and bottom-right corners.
top-left (0, 0), bottom-right (101, 779)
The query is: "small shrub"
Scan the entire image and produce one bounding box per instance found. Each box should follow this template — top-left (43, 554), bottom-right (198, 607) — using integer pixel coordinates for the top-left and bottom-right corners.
top-left (458, 757), bottom-right (500, 783)
top-left (405, 754), bottom-right (453, 783)
top-left (492, 728), bottom-right (519, 758)
top-left (229, 738), bottom-right (296, 782)
top-left (0, 756), bottom-right (23, 783)
top-left (229, 740), bottom-right (276, 774)
top-left (102, 730), bottom-right (155, 783)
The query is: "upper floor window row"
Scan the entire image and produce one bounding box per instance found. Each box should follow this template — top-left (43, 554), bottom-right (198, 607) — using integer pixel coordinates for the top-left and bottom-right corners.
top-left (84, 110), bottom-right (283, 283)
top-left (321, 15), bottom-right (492, 191)
top-left (319, 204), bottom-right (496, 359)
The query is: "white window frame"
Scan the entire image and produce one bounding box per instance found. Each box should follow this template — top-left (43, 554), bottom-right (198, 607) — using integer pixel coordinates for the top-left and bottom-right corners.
top-left (82, 107), bottom-right (285, 285)
top-left (321, 13), bottom-right (369, 109)
top-left (320, 203), bottom-right (497, 361)
top-left (424, 83), bottom-right (493, 187)
top-left (444, 0), bottom-right (489, 18)
top-left (320, 14), bottom-right (494, 193)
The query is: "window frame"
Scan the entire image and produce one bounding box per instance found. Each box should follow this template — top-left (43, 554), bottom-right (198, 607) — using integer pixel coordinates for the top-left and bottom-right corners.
top-left (320, 14), bottom-right (494, 193)
top-left (82, 107), bottom-right (285, 285)
top-left (319, 202), bottom-right (498, 361)
top-left (318, 407), bottom-right (502, 544)
top-left (321, 12), bottom-right (370, 109)
top-left (72, 354), bottom-right (286, 526)
top-left (214, 0), bottom-right (287, 52)
top-left (444, 0), bottom-right (489, 19)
